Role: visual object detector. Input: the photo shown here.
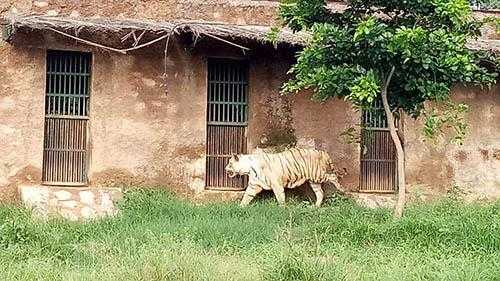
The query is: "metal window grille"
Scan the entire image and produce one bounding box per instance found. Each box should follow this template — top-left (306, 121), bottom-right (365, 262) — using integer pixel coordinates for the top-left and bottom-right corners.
top-left (207, 60), bottom-right (248, 126)
top-left (359, 100), bottom-right (398, 193)
top-left (42, 50), bottom-right (92, 186)
top-left (206, 59), bottom-right (249, 190)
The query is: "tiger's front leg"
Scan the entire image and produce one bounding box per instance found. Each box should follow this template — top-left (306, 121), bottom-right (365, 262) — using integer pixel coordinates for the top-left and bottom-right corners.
top-left (272, 186), bottom-right (286, 206)
top-left (240, 185), bottom-right (262, 207)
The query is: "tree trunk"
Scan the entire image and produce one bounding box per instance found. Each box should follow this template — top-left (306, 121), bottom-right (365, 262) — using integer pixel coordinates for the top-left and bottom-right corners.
top-left (380, 66), bottom-right (406, 218)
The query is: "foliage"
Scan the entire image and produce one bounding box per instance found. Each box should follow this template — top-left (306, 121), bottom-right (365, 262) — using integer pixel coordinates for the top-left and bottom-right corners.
top-left (482, 16), bottom-right (500, 35)
top-left (0, 190), bottom-right (498, 280)
top-left (422, 101), bottom-right (470, 144)
top-left (339, 125), bottom-right (362, 145)
top-left (279, 0), bottom-right (497, 127)
top-left (266, 26), bottom-right (282, 48)
top-left (0, 218), bottom-right (38, 249)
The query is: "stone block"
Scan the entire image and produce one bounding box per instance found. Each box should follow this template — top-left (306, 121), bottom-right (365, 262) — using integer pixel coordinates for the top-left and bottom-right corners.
top-left (79, 190), bottom-right (95, 205)
top-left (33, 1), bottom-right (49, 8)
top-left (18, 185), bottom-right (122, 221)
top-left (60, 200), bottom-right (78, 209)
top-left (189, 178), bottom-right (205, 194)
top-left (54, 190), bottom-right (72, 201)
top-left (18, 185), bottom-right (49, 217)
top-left (100, 193), bottom-right (115, 215)
top-left (69, 11), bottom-right (80, 18)
top-left (81, 206), bottom-right (97, 219)
top-left (46, 10), bottom-right (59, 16)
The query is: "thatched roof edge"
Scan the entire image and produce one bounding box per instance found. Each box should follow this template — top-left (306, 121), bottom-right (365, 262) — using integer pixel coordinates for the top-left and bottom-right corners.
top-left (3, 15), bottom-right (307, 47)
top-left (2, 15), bottom-right (497, 54)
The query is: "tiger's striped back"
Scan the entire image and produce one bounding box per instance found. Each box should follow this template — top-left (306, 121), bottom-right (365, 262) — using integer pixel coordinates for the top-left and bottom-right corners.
top-left (255, 148), bottom-right (335, 188)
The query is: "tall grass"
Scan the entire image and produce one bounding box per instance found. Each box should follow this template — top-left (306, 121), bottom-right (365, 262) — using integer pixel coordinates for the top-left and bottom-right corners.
top-left (0, 190), bottom-right (498, 281)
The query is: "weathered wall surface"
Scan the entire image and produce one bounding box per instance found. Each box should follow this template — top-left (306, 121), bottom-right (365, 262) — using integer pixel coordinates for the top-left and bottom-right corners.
top-left (1, 33), bottom-right (499, 201)
top-left (0, 34), bottom-right (208, 199)
top-left (88, 42), bottom-right (207, 195)
top-left (2, 1), bottom-right (497, 32)
top-left (246, 50), bottom-right (360, 192)
top-left (0, 0), bottom-right (498, 202)
top-left (1, 0), bottom-right (281, 25)
top-left (0, 27), bottom-right (358, 201)
top-left (245, 49), bottom-right (360, 192)
top-left (0, 41), bottom-right (45, 202)
top-left (249, 73), bottom-right (500, 198)
top-left (405, 84), bottom-right (500, 200)
top-left (290, 94), bottom-right (360, 190)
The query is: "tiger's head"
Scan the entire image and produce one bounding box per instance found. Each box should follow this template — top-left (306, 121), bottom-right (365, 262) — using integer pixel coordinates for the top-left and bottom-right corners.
top-left (225, 154), bottom-right (252, 178)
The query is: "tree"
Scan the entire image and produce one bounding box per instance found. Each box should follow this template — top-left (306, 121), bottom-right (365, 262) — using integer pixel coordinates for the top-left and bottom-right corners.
top-left (278, 0), bottom-right (498, 218)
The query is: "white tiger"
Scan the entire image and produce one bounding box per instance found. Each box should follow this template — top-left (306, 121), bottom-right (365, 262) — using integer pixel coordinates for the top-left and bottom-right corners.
top-left (225, 148), bottom-right (341, 207)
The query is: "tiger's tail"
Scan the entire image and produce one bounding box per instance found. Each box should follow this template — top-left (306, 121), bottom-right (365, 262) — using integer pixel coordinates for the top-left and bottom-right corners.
top-left (322, 151), bottom-right (346, 192)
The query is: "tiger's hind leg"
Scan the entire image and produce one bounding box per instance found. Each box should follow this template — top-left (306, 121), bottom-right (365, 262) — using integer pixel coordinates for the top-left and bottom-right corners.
top-left (310, 182), bottom-right (324, 207)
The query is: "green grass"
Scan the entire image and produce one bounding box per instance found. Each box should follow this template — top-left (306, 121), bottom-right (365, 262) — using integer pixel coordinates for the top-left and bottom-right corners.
top-left (0, 190), bottom-right (498, 281)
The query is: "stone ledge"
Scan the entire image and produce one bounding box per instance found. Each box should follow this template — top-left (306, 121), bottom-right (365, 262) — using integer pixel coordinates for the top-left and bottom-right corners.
top-left (347, 192), bottom-right (396, 209)
top-left (18, 185), bottom-right (123, 221)
top-left (194, 190), bottom-right (245, 203)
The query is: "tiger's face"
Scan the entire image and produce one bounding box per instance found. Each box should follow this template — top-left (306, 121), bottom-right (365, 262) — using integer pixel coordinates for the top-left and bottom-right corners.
top-left (225, 155), bottom-right (252, 178)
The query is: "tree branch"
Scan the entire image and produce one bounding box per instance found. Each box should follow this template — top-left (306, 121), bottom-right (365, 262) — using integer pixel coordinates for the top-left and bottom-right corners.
top-left (380, 65), bottom-right (406, 219)
top-left (383, 66), bottom-right (396, 94)
top-left (47, 27), bottom-right (127, 54)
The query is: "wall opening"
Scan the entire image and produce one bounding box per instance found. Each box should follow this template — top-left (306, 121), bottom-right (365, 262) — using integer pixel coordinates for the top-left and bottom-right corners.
top-left (359, 99), bottom-right (399, 193)
top-left (206, 58), bottom-right (249, 190)
top-left (42, 50), bottom-right (92, 186)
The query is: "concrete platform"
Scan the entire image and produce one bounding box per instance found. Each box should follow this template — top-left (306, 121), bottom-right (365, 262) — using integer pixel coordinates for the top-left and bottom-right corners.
top-left (18, 185), bottom-right (122, 221)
